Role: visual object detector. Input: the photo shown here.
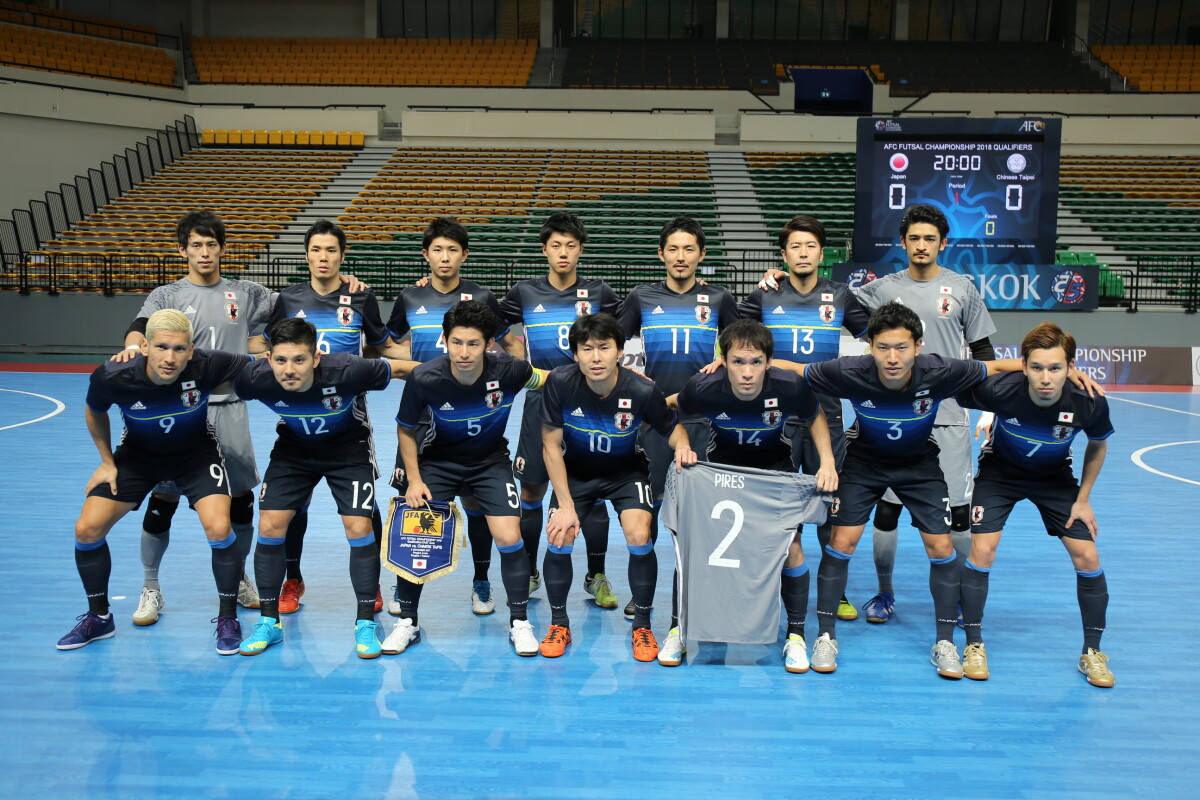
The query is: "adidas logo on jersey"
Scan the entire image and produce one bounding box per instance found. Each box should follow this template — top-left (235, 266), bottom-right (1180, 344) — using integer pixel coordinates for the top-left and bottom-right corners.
top-left (130, 401), bottom-right (147, 410)
top-left (294, 310), bottom-right (306, 318)
top-left (1005, 417), bottom-right (1020, 426)
top-left (571, 407), bottom-right (585, 417)
top-left (716, 412), bottom-right (730, 420)
top-left (440, 402), bottom-right (454, 411)
top-left (860, 400), bottom-right (876, 408)
top-left (416, 306), bottom-right (427, 314)
top-left (533, 304), bottom-right (546, 313)
top-left (652, 305), bottom-right (665, 314)
top-left (771, 306), bottom-right (786, 314)
top-left (275, 401), bottom-right (290, 407)
top-left (183, 305), bottom-right (197, 314)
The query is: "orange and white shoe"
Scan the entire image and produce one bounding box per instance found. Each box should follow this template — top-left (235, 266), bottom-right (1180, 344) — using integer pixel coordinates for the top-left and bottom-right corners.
top-left (539, 625), bottom-right (572, 658)
top-left (278, 579), bottom-right (304, 615)
top-left (373, 585), bottom-right (383, 614)
top-left (631, 628), bottom-right (659, 662)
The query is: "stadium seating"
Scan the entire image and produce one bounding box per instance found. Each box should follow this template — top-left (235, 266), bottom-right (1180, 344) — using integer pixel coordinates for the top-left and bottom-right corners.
top-left (0, 21), bottom-right (175, 86)
top-left (201, 130), bottom-right (366, 149)
top-left (191, 37), bottom-right (537, 86)
top-left (0, 0), bottom-right (156, 45)
top-left (747, 151), bottom-right (855, 249)
top-left (1091, 45), bottom-right (1199, 93)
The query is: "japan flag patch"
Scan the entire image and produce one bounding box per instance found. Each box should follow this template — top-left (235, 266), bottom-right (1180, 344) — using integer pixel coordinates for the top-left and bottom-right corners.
top-left (618, 398), bottom-right (632, 409)
top-left (1058, 411), bottom-right (1075, 424)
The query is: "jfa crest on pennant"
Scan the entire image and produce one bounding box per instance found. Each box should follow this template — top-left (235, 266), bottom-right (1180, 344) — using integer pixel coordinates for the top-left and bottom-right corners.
top-left (337, 306), bottom-right (354, 326)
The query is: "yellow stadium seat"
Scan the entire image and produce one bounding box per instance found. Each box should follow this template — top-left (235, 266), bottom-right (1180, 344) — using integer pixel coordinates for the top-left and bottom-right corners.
top-left (268, 130), bottom-right (282, 145)
top-left (323, 130), bottom-right (338, 146)
top-left (201, 129), bottom-right (215, 144)
top-left (281, 130), bottom-right (296, 146)
top-left (296, 130), bottom-right (310, 146)
top-left (350, 131), bottom-right (364, 147)
top-left (254, 129), bottom-right (268, 145)
top-left (226, 129), bottom-right (242, 145)
top-left (337, 131), bottom-right (351, 147)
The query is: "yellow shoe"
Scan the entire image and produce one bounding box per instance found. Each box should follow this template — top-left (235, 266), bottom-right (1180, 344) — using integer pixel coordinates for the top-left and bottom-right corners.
top-left (1078, 648), bottom-right (1115, 687)
top-left (837, 597), bottom-right (858, 621)
top-left (963, 642), bottom-right (989, 680)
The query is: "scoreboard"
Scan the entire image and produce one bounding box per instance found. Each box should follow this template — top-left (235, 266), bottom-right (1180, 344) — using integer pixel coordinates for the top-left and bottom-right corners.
top-left (852, 118), bottom-right (1062, 267)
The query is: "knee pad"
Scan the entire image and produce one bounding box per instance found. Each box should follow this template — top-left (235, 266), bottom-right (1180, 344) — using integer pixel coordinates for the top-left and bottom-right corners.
top-left (230, 493), bottom-right (255, 526)
top-left (873, 500), bottom-right (903, 531)
top-left (950, 504), bottom-right (970, 532)
top-left (143, 494), bottom-right (179, 534)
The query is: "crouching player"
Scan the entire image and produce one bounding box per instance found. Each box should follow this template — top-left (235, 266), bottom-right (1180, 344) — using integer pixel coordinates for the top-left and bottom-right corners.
top-left (233, 318), bottom-right (418, 659)
top-left (540, 313), bottom-right (696, 661)
top-left (956, 322), bottom-right (1115, 687)
top-left (389, 301), bottom-right (546, 657)
top-left (663, 318), bottom-right (838, 670)
top-left (58, 309), bottom-right (252, 654)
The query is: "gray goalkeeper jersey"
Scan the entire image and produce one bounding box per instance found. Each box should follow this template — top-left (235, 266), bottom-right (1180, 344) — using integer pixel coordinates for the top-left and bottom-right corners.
top-left (661, 462), bottom-right (831, 645)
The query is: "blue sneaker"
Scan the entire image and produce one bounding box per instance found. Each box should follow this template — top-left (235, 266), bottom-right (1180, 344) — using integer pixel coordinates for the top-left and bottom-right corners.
top-left (212, 616), bottom-right (242, 656)
top-left (56, 611), bottom-right (116, 650)
top-left (239, 616), bottom-right (283, 656)
top-left (355, 619), bottom-right (382, 659)
top-left (863, 591), bottom-right (895, 624)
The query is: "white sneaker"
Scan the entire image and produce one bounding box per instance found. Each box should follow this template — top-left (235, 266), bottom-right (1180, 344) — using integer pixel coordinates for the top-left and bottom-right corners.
top-left (783, 633), bottom-right (810, 673)
top-left (509, 619), bottom-right (538, 657)
top-left (132, 587), bottom-right (163, 626)
top-left (387, 582), bottom-right (403, 616)
top-left (381, 618), bottom-right (421, 654)
top-left (931, 640), bottom-right (964, 679)
top-left (237, 574), bottom-right (260, 609)
top-left (657, 626), bottom-right (685, 667)
top-left (471, 580), bottom-right (496, 615)
top-left (811, 632), bottom-right (838, 673)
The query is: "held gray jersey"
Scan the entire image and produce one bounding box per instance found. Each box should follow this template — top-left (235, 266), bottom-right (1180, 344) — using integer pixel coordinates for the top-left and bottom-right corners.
top-left (852, 267), bottom-right (995, 425)
top-left (138, 276), bottom-right (275, 400)
top-left (661, 462), bottom-right (831, 645)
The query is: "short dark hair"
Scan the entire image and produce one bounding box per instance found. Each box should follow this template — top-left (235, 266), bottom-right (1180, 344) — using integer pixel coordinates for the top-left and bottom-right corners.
top-left (422, 216), bottom-right (469, 251)
top-left (899, 204), bottom-right (949, 239)
top-left (304, 219), bottom-right (347, 251)
top-left (719, 318), bottom-right (774, 361)
top-left (659, 216), bottom-right (706, 251)
top-left (568, 312), bottom-right (624, 353)
top-left (176, 210), bottom-right (225, 249)
top-left (866, 300), bottom-right (924, 343)
top-left (539, 211), bottom-right (587, 246)
top-left (1022, 321), bottom-right (1076, 362)
top-left (778, 214), bottom-right (827, 249)
top-left (442, 300), bottom-right (497, 341)
top-left (268, 318), bottom-right (317, 352)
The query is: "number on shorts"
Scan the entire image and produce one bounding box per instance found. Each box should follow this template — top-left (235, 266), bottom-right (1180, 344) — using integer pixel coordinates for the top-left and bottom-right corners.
top-left (159, 417), bottom-right (176, 433)
top-left (298, 417), bottom-right (327, 435)
top-left (635, 482), bottom-right (653, 506)
top-left (506, 482), bottom-right (519, 509)
top-left (943, 495), bottom-right (951, 527)
top-left (708, 499), bottom-right (744, 569)
top-left (209, 463), bottom-right (225, 487)
top-left (351, 480), bottom-right (375, 511)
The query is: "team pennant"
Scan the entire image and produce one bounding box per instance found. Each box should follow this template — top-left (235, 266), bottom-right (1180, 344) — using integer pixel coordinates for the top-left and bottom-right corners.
top-left (382, 498), bottom-right (464, 584)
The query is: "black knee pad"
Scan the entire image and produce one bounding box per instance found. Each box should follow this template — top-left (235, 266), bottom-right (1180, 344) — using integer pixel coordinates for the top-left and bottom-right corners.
top-left (951, 504), bottom-right (971, 532)
top-left (143, 494), bottom-right (179, 534)
top-left (873, 500), bottom-right (903, 531)
top-left (230, 493), bottom-right (255, 526)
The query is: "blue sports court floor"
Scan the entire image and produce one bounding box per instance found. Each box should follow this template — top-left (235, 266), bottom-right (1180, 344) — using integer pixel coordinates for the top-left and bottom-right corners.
top-left (1, 369), bottom-right (1197, 799)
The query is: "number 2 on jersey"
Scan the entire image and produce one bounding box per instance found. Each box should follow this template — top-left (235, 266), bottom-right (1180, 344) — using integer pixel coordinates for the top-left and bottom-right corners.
top-left (708, 499), bottom-right (744, 569)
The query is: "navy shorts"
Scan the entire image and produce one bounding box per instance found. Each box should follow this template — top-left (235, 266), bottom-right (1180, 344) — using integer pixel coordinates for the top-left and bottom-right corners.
top-left (970, 459), bottom-right (1093, 540)
top-left (831, 445), bottom-right (951, 534)
top-left (549, 469), bottom-right (654, 520)
top-left (513, 389), bottom-right (549, 486)
top-left (90, 440), bottom-right (229, 509)
top-left (413, 452), bottom-right (520, 517)
top-left (260, 439), bottom-right (378, 518)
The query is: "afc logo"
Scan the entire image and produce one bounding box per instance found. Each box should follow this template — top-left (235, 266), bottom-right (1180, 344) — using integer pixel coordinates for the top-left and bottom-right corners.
top-left (224, 302), bottom-right (239, 322)
top-left (484, 390), bottom-right (503, 409)
top-left (913, 398), bottom-right (933, 415)
top-left (1018, 120), bottom-right (1045, 132)
top-left (971, 505), bottom-right (985, 524)
top-left (322, 395), bottom-right (342, 411)
top-left (762, 410), bottom-right (782, 427)
top-left (575, 301), bottom-right (592, 316)
top-left (1051, 270), bottom-right (1087, 305)
top-left (180, 389), bottom-right (201, 408)
top-left (1051, 424), bottom-right (1073, 441)
top-left (613, 411), bottom-right (634, 431)
top-left (937, 296), bottom-right (953, 316)
top-left (337, 306), bottom-right (354, 326)
top-left (819, 304), bottom-right (835, 324)
top-left (847, 268), bottom-right (877, 289)
top-left (695, 305), bottom-right (711, 324)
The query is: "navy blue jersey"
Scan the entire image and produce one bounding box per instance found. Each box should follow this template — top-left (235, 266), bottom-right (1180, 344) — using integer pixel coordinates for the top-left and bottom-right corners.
top-left (677, 367), bottom-right (818, 467)
top-left (958, 371), bottom-right (1114, 474)
top-left (805, 354), bottom-right (987, 460)
top-left (86, 349), bottom-right (251, 455)
top-left (541, 365), bottom-right (677, 478)
top-left (618, 282), bottom-right (738, 396)
top-left (397, 352), bottom-right (539, 462)
top-left (499, 276), bottom-right (620, 371)
top-left (236, 352), bottom-right (390, 446)
top-left (266, 283), bottom-right (389, 356)
top-left (387, 279), bottom-right (509, 363)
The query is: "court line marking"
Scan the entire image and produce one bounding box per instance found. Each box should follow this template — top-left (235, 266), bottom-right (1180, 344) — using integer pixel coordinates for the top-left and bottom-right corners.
top-left (0, 388), bottom-right (67, 430)
top-left (1130, 441), bottom-right (1200, 487)
top-left (1107, 395), bottom-right (1200, 418)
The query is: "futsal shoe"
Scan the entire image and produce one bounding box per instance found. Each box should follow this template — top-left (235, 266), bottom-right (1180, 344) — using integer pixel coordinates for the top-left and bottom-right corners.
top-left (538, 625), bottom-right (572, 657)
top-left (239, 617), bottom-right (283, 656)
top-left (278, 579), bottom-right (304, 614)
top-left (1078, 648), bottom-right (1115, 688)
top-left (962, 642), bottom-right (989, 681)
top-left (810, 633), bottom-right (838, 673)
top-left (355, 620), bottom-right (383, 659)
top-left (132, 587), bottom-right (164, 626)
top-left (381, 618), bottom-right (420, 654)
top-left (56, 612), bottom-right (116, 650)
top-left (528, 568), bottom-right (542, 594)
top-left (509, 619), bottom-right (539, 657)
top-left (631, 628), bottom-right (659, 662)
top-left (657, 627), bottom-right (685, 667)
top-left (783, 633), bottom-right (810, 673)
top-left (374, 585), bottom-right (383, 614)
top-left (836, 597), bottom-right (858, 621)
top-left (931, 640), bottom-right (964, 679)
top-left (584, 573), bottom-right (619, 609)
top-left (471, 580), bottom-right (496, 615)
top-left (862, 591), bottom-right (895, 624)
top-left (237, 575), bottom-right (261, 610)
top-left (387, 582), bottom-right (403, 616)
top-left (213, 616), bottom-right (243, 656)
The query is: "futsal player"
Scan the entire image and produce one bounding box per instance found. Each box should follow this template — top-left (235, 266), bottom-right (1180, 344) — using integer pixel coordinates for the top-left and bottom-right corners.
top-left (58, 310), bottom-right (252, 654)
top-left (261, 219), bottom-right (406, 616)
top-left (955, 322), bottom-right (1115, 687)
top-left (737, 215), bottom-right (870, 622)
top-left (616, 216), bottom-right (738, 618)
top-left (539, 313), bottom-right (696, 661)
top-left (234, 317), bottom-right (418, 659)
top-left (498, 212), bottom-right (620, 602)
top-left (388, 301), bottom-right (546, 658)
top-left (664, 318), bottom-right (838, 670)
top-left (386, 217), bottom-right (523, 618)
